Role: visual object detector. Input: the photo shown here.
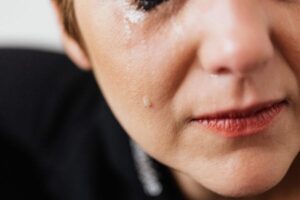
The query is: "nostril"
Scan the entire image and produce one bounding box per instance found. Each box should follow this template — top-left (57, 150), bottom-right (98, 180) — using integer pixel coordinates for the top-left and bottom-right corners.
top-left (215, 67), bottom-right (231, 75)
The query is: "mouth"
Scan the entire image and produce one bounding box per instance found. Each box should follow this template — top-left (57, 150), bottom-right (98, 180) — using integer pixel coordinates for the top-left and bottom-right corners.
top-left (192, 99), bottom-right (289, 138)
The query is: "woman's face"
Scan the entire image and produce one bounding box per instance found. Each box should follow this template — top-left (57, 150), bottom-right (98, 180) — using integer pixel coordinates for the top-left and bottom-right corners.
top-left (73, 0), bottom-right (300, 197)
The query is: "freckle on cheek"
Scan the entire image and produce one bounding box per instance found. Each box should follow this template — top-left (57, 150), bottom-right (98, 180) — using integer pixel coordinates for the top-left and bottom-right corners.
top-left (143, 96), bottom-right (153, 108)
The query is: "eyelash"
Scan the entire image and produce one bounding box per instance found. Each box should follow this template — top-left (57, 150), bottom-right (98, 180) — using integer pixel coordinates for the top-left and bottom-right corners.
top-left (135, 0), bottom-right (169, 11)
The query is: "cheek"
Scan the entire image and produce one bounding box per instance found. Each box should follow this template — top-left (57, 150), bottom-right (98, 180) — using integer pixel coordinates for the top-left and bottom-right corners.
top-left (92, 39), bottom-right (189, 154)
top-left (271, 5), bottom-right (300, 80)
top-left (270, 6), bottom-right (300, 116)
top-left (77, 5), bottom-right (191, 158)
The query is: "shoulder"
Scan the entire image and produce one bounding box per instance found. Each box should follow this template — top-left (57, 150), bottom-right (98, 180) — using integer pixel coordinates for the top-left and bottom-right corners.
top-left (0, 48), bottom-right (104, 138)
top-left (0, 48), bottom-right (111, 199)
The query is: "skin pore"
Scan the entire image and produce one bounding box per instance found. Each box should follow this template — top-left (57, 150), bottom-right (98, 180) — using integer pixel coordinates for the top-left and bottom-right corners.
top-left (54, 0), bottom-right (300, 199)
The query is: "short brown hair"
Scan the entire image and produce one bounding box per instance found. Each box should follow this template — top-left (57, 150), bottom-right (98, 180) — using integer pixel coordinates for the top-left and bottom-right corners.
top-left (53, 0), bottom-right (82, 44)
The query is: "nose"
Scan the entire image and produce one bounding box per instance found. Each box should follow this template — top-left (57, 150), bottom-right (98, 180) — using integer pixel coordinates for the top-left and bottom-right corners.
top-left (199, 1), bottom-right (274, 77)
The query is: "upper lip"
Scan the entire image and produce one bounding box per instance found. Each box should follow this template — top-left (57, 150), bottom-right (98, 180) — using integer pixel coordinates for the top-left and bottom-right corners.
top-left (193, 99), bottom-right (287, 120)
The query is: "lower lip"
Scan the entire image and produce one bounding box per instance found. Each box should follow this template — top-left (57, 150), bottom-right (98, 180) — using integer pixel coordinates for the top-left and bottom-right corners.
top-left (194, 102), bottom-right (286, 138)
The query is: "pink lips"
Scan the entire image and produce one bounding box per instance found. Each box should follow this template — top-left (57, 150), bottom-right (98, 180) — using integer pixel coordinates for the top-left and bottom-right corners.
top-left (193, 100), bottom-right (287, 138)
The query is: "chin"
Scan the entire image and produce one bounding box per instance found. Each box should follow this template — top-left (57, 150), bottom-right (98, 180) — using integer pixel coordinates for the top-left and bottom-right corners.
top-left (199, 159), bottom-right (289, 198)
top-left (187, 149), bottom-right (294, 199)
top-left (213, 179), bottom-right (278, 198)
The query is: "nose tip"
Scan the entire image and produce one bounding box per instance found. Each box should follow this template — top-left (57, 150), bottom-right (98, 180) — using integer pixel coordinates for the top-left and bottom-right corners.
top-left (197, 2), bottom-right (275, 77)
top-left (200, 32), bottom-right (274, 76)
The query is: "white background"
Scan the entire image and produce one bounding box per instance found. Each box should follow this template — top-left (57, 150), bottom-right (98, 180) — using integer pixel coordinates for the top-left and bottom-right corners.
top-left (0, 0), bottom-right (63, 51)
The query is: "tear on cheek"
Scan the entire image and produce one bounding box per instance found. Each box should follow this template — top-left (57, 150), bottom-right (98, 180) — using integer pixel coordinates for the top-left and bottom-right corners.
top-left (116, 0), bottom-right (147, 43)
top-left (143, 96), bottom-right (153, 108)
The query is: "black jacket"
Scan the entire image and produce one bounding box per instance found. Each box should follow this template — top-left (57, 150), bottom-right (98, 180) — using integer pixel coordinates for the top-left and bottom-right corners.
top-left (0, 49), bottom-right (185, 200)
